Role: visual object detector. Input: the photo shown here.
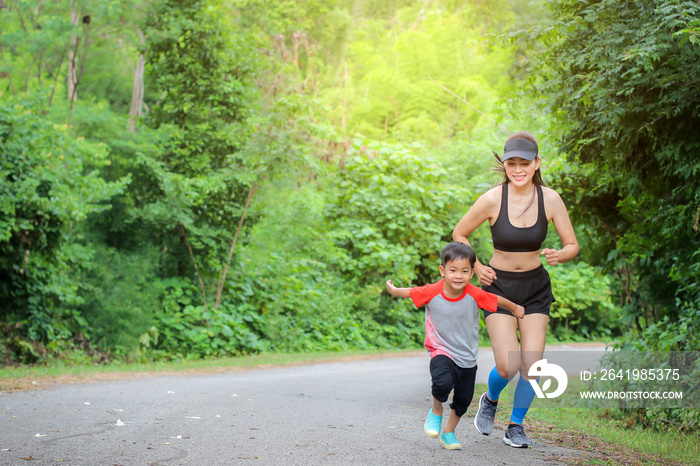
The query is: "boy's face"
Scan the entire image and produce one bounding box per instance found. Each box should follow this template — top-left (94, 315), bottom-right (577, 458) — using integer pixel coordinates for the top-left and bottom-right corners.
top-left (439, 258), bottom-right (475, 296)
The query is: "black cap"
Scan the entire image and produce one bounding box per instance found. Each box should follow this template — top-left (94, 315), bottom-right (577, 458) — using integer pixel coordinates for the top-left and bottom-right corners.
top-left (502, 138), bottom-right (538, 161)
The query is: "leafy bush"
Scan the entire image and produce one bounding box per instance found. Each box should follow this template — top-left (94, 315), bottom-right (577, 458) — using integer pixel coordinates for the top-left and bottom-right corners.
top-left (520, 0), bottom-right (700, 349)
top-left (0, 96), bottom-right (127, 362)
top-left (548, 262), bottom-right (623, 341)
top-left (139, 278), bottom-right (267, 360)
top-left (231, 254), bottom-right (423, 352)
top-left (325, 139), bottom-right (463, 288)
top-left (590, 349), bottom-right (700, 432)
top-left (77, 244), bottom-right (162, 356)
top-left (140, 256), bottom-right (424, 360)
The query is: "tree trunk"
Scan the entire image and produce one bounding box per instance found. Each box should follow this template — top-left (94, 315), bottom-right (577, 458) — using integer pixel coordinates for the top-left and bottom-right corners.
top-left (128, 34), bottom-right (146, 132)
top-left (67, 3), bottom-right (79, 102)
top-left (214, 181), bottom-right (259, 311)
top-left (180, 223), bottom-right (209, 314)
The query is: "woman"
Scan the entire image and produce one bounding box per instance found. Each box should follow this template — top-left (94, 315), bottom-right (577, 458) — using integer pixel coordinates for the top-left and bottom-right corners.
top-left (452, 131), bottom-right (578, 448)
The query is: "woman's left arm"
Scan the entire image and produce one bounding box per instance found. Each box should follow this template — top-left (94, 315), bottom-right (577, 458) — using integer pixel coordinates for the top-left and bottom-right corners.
top-left (541, 188), bottom-right (579, 266)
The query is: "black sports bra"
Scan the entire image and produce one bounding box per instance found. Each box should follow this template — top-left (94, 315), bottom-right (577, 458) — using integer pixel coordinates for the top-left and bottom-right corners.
top-left (490, 183), bottom-right (548, 253)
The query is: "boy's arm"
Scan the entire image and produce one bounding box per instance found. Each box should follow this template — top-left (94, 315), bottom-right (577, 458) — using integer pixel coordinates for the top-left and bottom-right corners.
top-left (386, 280), bottom-right (412, 299)
top-left (496, 295), bottom-right (525, 319)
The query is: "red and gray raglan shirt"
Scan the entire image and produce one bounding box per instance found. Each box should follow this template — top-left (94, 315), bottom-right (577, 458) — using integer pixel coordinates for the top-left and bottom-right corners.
top-left (409, 280), bottom-right (499, 369)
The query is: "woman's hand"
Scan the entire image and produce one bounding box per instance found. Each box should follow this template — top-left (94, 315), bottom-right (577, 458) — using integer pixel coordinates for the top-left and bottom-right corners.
top-left (541, 248), bottom-right (560, 266)
top-left (476, 263), bottom-right (497, 287)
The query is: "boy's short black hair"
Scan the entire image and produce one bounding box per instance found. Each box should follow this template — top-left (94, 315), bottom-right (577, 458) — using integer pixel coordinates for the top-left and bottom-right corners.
top-left (441, 242), bottom-right (476, 268)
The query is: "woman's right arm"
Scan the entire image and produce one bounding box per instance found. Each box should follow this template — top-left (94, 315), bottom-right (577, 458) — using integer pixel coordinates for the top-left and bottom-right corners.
top-left (452, 189), bottom-right (498, 286)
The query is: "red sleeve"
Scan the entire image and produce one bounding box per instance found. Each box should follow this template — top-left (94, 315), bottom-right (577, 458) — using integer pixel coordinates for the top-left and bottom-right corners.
top-left (408, 281), bottom-right (444, 308)
top-left (465, 284), bottom-right (499, 313)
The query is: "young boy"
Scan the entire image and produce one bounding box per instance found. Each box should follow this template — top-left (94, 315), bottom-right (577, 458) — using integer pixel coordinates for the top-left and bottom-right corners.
top-left (386, 242), bottom-right (524, 450)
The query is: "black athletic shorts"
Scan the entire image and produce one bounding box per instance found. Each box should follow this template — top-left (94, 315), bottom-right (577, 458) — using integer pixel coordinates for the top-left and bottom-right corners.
top-left (482, 264), bottom-right (555, 318)
top-left (429, 355), bottom-right (477, 418)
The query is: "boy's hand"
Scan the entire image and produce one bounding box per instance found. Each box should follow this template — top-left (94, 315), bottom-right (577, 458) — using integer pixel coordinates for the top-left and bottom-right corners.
top-left (386, 280), bottom-right (411, 299)
top-left (513, 305), bottom-right (525, 319)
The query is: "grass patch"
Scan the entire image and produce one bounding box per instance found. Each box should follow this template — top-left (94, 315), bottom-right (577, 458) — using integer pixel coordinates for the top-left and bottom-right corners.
top-left (473, 379), bottom-right (699, 466)
top-left (527, 407), bottom-right (699, 465)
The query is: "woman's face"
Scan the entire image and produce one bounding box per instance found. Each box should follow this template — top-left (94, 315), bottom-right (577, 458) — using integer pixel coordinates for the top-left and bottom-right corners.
top-left (504, 156), bottom-right (540, 186)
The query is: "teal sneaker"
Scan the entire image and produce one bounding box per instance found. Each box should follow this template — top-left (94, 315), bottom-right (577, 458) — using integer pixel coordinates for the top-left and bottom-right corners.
top-left (423, 409), bottom-right (442, 438)
top-left (439, 432), bottom-right (462, 450)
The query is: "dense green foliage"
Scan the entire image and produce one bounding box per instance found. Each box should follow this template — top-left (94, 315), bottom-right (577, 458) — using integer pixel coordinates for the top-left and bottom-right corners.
top-left (326, 139), bottom-right (462, 286)
top-left (0, 95), bottom-right (127, 361)
top-left (138, 0), bottom-right (254, 297)
top-left (518, 0), bottom-right (700, 351)
top-left (512, 0), bottom-right (700, 429)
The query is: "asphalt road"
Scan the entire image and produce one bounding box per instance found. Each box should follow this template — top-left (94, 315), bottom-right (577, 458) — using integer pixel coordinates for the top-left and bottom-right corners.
top-left (0, 350), bottom-right (589, 465)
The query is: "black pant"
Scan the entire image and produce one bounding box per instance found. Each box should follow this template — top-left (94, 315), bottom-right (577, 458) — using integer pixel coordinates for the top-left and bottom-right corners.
top-left (430, 355), bottom-right (477, 417)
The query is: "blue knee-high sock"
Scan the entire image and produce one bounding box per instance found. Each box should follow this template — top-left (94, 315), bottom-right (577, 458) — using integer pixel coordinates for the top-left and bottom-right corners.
top-left (511, 376), bottom-right (538, 424)
top-left (487, 366), bottom-right (512, 401)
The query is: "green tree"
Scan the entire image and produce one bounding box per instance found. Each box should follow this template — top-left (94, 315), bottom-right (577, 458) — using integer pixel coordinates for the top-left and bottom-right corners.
top-left (325, 139), bottom-right (464, 287)
top-left (520, 0), bottom-right (700, 349)
top-left (332, 0), bottom-right (518, 144)
top-left (138, 0), bottom-right (255, 306)
top-left (0, 0), bottom-right (144, 112)
top-left (0, 95), bottom-right (127, 362)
